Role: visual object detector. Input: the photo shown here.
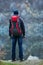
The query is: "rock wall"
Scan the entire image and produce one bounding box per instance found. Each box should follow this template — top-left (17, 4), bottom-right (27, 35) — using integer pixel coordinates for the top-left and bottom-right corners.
top-left (0, 0), bottom-right (43, 59)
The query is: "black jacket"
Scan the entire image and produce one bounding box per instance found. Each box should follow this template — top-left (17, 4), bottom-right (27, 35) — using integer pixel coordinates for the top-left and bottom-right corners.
top-left (9, 18), bottom-right (25, 37)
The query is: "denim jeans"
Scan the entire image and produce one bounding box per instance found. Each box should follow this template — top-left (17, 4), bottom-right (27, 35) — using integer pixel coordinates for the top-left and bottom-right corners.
top-left (11, 36), bottom-right (23, 60)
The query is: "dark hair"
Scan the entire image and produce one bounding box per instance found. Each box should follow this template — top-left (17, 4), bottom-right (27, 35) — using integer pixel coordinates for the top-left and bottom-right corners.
top-left (13, 10), bottom-right (18, 15)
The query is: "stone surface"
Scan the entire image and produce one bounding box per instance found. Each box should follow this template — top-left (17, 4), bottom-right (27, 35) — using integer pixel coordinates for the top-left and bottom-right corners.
top-left (0, 0), bottom-right (43, 60)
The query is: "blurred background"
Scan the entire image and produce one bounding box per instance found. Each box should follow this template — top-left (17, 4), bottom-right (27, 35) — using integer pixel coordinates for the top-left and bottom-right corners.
top-left (0, 0), bottom-right (43, 60)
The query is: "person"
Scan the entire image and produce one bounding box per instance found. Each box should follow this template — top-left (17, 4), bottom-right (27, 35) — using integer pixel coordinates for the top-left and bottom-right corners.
top-left (9, 10), bottom-right (25, 61)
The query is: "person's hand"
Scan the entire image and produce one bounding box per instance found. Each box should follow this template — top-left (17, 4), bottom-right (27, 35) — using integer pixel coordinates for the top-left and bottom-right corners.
top-left (9, 34), bottom-right (13, 39)
top-left (11, 34), bottom-right (13, 37)
top-left (8, 36), bottom-right (11, 39)
top-left (22, 36), bottom-right (25, 39)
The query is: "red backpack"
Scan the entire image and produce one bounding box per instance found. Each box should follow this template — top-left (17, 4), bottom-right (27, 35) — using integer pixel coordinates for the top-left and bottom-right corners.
top-left (10, 15), bottom-right (22, 36)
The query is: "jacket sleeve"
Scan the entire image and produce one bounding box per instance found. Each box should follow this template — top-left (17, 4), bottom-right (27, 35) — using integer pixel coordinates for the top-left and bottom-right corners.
top-left (20, 18), bottom-right (25, 36)
top-left (9, 19), bottom-right (11, 37)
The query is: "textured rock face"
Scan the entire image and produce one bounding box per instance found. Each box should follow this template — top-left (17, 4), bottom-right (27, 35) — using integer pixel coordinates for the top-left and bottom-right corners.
top-left (0, 0), bottom-right (43, 60)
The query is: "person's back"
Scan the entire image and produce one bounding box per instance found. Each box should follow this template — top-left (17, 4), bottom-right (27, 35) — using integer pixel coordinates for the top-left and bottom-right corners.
top-left (9, 10), bottom-right (25, 61)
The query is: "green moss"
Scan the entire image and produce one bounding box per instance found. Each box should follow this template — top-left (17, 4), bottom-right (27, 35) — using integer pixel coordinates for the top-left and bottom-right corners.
top-left (0, 61), bottom-right (18, 65)
top-left (0, 60), bottom-right (43, 65)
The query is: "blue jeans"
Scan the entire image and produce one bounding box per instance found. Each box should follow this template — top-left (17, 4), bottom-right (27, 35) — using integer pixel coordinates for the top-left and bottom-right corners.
top-left (11, 36), bottom-right (23, 60)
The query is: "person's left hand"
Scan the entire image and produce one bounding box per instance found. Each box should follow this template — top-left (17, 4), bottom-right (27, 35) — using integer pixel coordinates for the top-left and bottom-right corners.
top-left (22, 36), bottom-right (25, 39)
